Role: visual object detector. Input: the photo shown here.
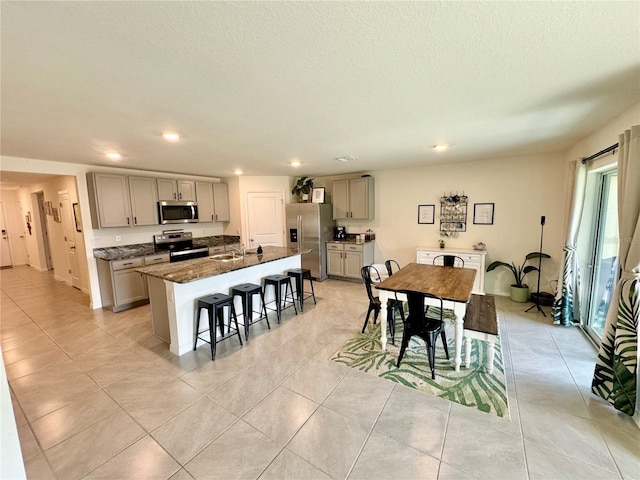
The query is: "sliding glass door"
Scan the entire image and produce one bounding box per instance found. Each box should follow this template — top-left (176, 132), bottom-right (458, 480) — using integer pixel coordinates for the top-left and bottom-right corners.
top-left (581, 170), bottom-right (618, 343)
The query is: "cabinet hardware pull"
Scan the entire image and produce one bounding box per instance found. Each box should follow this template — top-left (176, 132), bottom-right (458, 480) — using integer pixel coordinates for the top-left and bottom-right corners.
top-left (134, 217), bottom-right (137, 224)
top-left (123, 262), bottom-right (133, 266)
top-left (127, 217), bottom-right (130, 225)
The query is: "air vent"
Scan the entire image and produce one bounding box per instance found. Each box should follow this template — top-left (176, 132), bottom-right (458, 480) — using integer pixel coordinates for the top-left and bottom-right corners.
top-left (335, 155), bottom-right (358, 163)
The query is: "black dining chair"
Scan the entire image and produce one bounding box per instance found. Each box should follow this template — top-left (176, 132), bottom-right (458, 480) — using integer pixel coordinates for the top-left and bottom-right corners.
top-left (433, 254), bottom-right (465, 268)
top-left (361, 266), bottom-right (405, 344)
top-left (396, 289), bottom-right (449, 379)
top-left (384, 259), bottom-right (401, 277)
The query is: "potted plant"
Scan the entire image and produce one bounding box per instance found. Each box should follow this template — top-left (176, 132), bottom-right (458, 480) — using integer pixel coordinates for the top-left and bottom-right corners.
top-left (291, 176), bottom-right (314, 202)
top-left (486, 252), bottom-right (551, 302)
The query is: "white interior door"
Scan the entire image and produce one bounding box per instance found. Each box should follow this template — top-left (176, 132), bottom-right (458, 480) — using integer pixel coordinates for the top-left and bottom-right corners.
top-left (0, 202), bottom-right (13, 268)
top-left (246, 192), bottom-right (284, 248)
top-left (59, 192), bottom-right (81, 288)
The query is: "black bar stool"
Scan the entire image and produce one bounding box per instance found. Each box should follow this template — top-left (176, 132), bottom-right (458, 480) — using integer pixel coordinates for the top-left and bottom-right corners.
top-left (262, 274), bottom-right (297, 323)
top-left (286, 268), bottom-right (316, 312)
top-left (230, 283), bottom-right (270, 340)
top-left (194, 293), bottom-right (243, 360)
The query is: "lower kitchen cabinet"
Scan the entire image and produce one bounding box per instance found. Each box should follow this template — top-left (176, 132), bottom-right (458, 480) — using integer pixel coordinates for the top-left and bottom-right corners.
top-left (327, 242), bottom-right (374, 280)
top-left (416, 247), bottom-right (487, 295)
top-left (96, 254), bottom-right (169, 312)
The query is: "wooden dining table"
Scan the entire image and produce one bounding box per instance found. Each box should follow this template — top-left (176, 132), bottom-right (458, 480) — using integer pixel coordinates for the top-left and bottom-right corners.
top-left (375, 262), bottom-right (476, 371)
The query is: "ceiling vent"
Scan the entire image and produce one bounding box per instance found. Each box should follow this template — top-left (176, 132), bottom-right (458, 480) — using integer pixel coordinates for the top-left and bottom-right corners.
top-left (335, 155), bottom-right (358, 163)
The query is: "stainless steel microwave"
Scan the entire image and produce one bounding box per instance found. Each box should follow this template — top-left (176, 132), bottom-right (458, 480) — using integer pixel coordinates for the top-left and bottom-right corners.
top-left (158, 201), bottom-right (198, 224)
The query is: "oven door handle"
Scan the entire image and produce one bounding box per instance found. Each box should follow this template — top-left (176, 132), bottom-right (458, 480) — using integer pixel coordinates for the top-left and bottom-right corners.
top-left (170, 249), bottom-right (208, 257)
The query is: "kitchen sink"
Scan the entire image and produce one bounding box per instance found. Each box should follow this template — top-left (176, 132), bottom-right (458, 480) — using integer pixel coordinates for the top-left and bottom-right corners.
top-left (209, 253), bottom-right (243, 262)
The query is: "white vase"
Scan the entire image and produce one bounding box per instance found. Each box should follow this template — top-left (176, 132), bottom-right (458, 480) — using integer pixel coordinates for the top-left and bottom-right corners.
top-left (301, 193), bottom-right (309, 202)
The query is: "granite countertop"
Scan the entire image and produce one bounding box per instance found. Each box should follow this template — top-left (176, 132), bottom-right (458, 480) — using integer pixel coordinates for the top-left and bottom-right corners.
top-left (93, 235), bottom-right (242, 261)
top-left (327, 239), bottom-right (374, 244)
top-left (136, 246), bottom-right (308, 284)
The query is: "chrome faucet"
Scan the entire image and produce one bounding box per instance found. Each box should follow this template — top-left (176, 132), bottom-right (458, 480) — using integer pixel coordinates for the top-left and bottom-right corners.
top-left (229, 243), bottom-right (246, 256)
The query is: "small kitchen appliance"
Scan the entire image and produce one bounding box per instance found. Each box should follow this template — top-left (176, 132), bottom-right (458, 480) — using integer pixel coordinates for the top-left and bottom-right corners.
top-left (334, 226), bottom-right (346, 240)
top-left (154, 231), bottom-right (209, 262)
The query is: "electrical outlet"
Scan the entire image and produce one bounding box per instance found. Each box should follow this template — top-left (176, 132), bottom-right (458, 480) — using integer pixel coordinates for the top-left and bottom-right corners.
top-left (115, 235), bottom-right (122, 243)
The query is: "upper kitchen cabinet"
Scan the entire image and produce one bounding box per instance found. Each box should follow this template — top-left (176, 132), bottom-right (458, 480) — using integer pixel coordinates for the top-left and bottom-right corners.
top-left (87, 172), bottom-right (132, 228)
top-left (212, 183), bottom-right (230, 222)
top-left (332, 177), bottom-right (374, 220)
top-left (128, 176), bottom-right (158, 226)
top-left (157, 178), bottom-right (196, 201)
top-left (195, 181), bottom-right (230, 222)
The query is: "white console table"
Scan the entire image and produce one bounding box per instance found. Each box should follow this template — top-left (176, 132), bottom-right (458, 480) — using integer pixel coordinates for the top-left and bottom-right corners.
top-left (416, 247), bottom-right (487, 295)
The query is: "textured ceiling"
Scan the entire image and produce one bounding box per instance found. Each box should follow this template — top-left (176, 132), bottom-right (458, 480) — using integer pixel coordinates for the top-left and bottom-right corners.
top-left (1, 1), bottom-right (639, 180)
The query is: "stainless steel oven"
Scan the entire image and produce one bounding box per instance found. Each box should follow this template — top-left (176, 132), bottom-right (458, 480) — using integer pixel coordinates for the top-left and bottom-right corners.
top-left (154, 231), bottom-right (209, 262)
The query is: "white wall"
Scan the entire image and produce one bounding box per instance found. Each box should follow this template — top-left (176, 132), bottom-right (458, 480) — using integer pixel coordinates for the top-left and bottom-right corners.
top-left (366, 155), bottom-right (566, 295)
top-left (566, 102), bottom-right (640, 162)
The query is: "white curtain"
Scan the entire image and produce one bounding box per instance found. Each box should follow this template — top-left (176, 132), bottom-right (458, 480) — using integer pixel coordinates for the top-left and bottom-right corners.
top-left (552, 161), bottom-right (587, 326)
top-left (592, 125), bottom-right (639, 416)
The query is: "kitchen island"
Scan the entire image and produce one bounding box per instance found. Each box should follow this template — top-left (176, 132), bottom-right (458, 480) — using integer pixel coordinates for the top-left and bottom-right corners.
top-left (137, 246), bottom-right (303, 356)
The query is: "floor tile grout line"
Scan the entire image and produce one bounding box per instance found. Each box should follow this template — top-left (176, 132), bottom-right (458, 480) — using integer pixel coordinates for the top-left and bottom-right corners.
top-left (547, 328), bottom-right (628, 479)
top-left (245, 355), bottom-right (350, 480)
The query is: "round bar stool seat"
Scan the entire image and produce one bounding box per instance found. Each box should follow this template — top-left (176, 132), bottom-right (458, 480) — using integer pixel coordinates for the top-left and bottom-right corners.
top-left (230, 283), bottom-right (270, 340)
top-left (262, 274), bottom-right (297, 323)
top-left (194, 293), bottom-right (243, 360)
top-left (286, 268), bottom-right (316, 312)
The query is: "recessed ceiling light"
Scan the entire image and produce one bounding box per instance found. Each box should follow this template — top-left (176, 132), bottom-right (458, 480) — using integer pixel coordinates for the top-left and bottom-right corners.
top-left (162, 131), bottom-right (181, 142)
top-left (433, 144), bottom-right (449, 152)
top-left (106, 152), bottom-right (122, 160)
top-left (233, 169), bottom-right (243, 175)
top-left (335, 155), bottom-right (358, 163)
top-left (290, 159), bottom-right (301, 167)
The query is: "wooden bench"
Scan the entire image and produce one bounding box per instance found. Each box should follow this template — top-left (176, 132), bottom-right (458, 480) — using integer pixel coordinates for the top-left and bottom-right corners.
top-left (463, 294), bottom-right (498, 373)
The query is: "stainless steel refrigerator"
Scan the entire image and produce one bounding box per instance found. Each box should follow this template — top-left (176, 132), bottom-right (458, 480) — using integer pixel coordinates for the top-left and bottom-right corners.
top-left (286, 203), bottom-right (335, 280)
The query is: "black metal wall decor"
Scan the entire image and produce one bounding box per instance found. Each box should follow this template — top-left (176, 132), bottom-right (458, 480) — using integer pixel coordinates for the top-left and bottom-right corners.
top-left (440, 193), bottom-right (467, 233)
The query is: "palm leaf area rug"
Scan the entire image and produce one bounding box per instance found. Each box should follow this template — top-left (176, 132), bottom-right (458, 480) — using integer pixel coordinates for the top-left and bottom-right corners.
top-left (331, 319), bottom-right (510, 419)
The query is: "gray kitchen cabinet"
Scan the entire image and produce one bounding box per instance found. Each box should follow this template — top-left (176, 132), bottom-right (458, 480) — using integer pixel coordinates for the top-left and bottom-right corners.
top-left (332, 177), bottom-right (374, 220)
top-left (327, 242), bottom-right (374, 279)
top-left (97, 257), bottom-right (146, 312)
top-left (128, 176), bottom-right (158, 226)
top-left (196, 181), bottom-right (230, 222)
top-left (87, 172), bottom-right (132, 228)
top-left (195, 181), bottom-right (215, 222)
top-left (96, 254), bottom-right (169, 312)
top-left (157, 178), bottom-right (196, 201)
top-left (212, 183), bottom-right (230, 221)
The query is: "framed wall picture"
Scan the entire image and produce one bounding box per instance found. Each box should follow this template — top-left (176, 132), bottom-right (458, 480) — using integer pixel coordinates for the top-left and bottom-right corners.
top-left (44, 200), bottom-right (52, 215)
top-left (473, 203), bottom-right (495, 225)
top-left (312, 187), bottom-right (325, 203)
top-left (418, 204), bottom-right (435, 224)
top-left (52, 207), bottom-right (61, 223)
top-left (73, 203), bottom-right (82, 232)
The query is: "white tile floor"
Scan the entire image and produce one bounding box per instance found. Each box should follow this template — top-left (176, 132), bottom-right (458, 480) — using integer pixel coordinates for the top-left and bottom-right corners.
top-left (2, 266), bottom-right (639, 480)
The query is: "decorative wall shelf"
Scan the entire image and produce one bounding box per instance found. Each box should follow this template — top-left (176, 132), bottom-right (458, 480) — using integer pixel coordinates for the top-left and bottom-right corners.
top-left (440, 194), bottom-right (467, 233)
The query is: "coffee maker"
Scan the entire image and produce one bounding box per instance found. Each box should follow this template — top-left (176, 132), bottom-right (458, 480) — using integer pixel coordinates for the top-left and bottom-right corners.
top-left (334, 226), bottom-right (346, 240)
